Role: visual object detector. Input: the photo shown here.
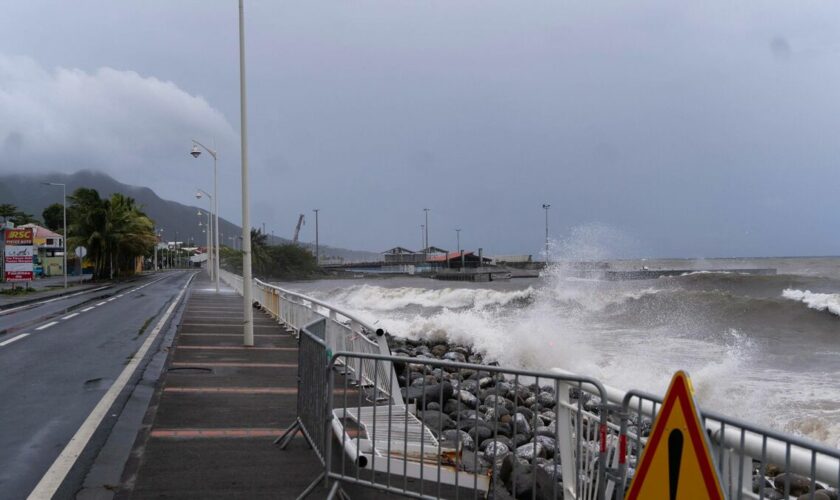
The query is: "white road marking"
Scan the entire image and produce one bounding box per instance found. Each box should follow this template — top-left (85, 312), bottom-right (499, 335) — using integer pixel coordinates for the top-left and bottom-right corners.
top-left (0, 333), bottom-right (30, 347)
top-left (106, 298), bottom-right (116, 302)
top-left (62, 313), bottom-right (80, 320)
top-left (81, 307), bottom-right (95, 312)
top-left (35, 321), bottom-right (59, 331)
top-left (28, 272), bottom-right (197, 500)
top-left (96, 302), bottom-right (107, 306)
top-left (116, 294), bottom-right (124, 298)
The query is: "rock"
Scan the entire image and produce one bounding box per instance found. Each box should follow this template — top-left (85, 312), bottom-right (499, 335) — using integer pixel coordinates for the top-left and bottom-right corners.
top-left (511, 413), bottom-right (532, 436)
top-left (516, 442), bottom-right (547, 461)
top-left (418, 410), bottom-right (456, 433)
top-left (765, 463), bottom-right (783, 477)
top-left (459, 420), bottom-right (494, 442)
top-left (431, 344), bottom-right (448, 358)
top-left (454, 409), bottom-right (484, 423)
top-left (500, 453), bottom-right (532, 488)
top-left (533, 435), bottom-right (557, 458)
top-left (535, 426), bottom-right (556, 438)
top-left (774, 473), bottom-right (812, 497)
top-left (402, 381), bottom-right (453, 405)
top-left (753, 475), bottom-right (773, 493)
top-left (515, 406), bottom-right (535, 421)
top-left (484, 394), bottom-right (515, 412)
top-left (485, 406), bottom-right (511, 422)
top-left (481, 435), bottom-right (513, 451)
top-left (440, 429), bottom-right (475, 451)
top-left (425, 402), bottom-right (441, 411)
top-left (479, 376), bottom-right (495, 389)
top-left (535, 458), bottom-right (562, 483)
top-left (460, 378), bottom-right (479, 393)
top-left (443, 399), bottom-right (460, 414)
top-left (483, 440), bottom-right (511, 461)
top-left (537, 392), bottom-right (556, 408)
top-left (803, 491), bottom-right (833, 500)
top-left (443, 351), bottom-right (467, 363)
top-left (512, 433), bottom-right (532, 448)
top-left (410, 375), bottom-right (439, 386)
top-left (458, 389), bottom-right (480, 408)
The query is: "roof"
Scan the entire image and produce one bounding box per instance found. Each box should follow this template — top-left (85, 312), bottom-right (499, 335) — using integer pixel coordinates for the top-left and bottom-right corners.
top-left (427, 251), bottom-right (475, 262)
top-left (382, 246), bottom-right (419, 255)
top-left (18, 223), bottom-right (62, 239)
top-left (421, 246), bottom-right (449, 254)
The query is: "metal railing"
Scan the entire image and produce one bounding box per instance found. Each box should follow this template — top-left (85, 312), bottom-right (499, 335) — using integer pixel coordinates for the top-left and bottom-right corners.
top-left (219, 268), bottom-right (401, 405)
top-left (617, 388), bottom-right (840, 499)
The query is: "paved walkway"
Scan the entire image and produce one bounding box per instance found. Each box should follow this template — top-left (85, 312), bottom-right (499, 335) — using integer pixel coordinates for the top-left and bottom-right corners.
top-left (119, 275), bottom-right (382, 499)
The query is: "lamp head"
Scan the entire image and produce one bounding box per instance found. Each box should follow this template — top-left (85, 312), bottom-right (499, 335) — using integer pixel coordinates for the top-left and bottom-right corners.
top-left (195, 191), bottom-right (203, 200)
top-left (190, 145), bottom-right (201, 158)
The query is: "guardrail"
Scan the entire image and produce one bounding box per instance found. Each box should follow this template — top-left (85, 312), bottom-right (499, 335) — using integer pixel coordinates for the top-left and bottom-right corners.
top-left (219, 269), bottom-right (840, 499)
top-left (219, 268), bottom-right (401, 405)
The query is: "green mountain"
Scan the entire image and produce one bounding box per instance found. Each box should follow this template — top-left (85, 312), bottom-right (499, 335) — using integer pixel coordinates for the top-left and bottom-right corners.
top-left (0, 170), bottom-right (379, 261)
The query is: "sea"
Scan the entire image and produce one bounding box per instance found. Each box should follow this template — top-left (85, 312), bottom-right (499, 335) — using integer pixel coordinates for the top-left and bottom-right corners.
top-left (282, 256), bottom-right (840, 447)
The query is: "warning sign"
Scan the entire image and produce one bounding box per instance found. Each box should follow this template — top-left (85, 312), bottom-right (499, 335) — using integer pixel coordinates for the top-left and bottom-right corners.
top-left (625, 371), bottom-right (724, 500)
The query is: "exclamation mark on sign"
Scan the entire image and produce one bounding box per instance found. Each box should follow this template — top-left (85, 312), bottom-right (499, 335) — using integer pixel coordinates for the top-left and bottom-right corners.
top-left (668, 429), bottom-right (684, 500)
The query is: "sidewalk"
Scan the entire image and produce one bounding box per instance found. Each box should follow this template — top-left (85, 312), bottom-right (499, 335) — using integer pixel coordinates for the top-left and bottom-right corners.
top-left (0, 276), bottom-right (99, 309)
top-left (119, 275), bottom-right (379, 499)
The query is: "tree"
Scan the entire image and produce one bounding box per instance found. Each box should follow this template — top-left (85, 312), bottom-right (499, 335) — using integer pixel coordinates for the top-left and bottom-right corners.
top-left (67, 188), bottom-right (156, 279)
top-left (42, 203), bottom-right (64, 232)
top-left (0, 204), bottom-right (17, 224)
top-left (9, 211), bottom-right (40, 225)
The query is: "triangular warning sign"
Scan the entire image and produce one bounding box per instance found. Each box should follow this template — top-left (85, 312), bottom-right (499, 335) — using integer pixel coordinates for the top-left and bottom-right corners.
top-left (625, 371), bottom-right (724, 500)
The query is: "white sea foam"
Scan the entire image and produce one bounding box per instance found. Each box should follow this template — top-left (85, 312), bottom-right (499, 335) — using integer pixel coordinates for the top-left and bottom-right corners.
top-left (782, 289), bottom-right (840, 317)
top-left (322, 284), bottom-right (534, 311)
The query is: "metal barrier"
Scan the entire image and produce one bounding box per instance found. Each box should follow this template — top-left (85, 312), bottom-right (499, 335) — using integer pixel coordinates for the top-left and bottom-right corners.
top-left (618, 389), bottom-right (840, 499)
top-left (322, 351), bottom-right (615, 500)
top-left (276, 318), bottom-right (331, 498)
top-left (219, 269), bottom-right (401, 405)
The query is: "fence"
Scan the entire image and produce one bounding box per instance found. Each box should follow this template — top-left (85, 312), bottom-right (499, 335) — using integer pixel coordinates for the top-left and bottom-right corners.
top-left (218, 270), bottom-right (840, 499)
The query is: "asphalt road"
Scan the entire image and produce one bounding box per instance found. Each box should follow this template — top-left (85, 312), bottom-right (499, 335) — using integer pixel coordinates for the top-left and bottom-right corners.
top-left (0, 271), bottom-right (194, 499)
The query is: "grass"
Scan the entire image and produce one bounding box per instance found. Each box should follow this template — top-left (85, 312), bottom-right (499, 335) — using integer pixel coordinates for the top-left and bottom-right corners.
top-left (0, 286), bottom-right (38, 296)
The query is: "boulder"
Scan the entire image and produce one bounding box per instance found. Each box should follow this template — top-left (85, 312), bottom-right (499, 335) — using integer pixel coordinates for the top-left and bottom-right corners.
top-left (418, 410), bottom-right (456, 433)
top-left (774, 473), bottom-right (813, 497)
top-left (440, 429), bottom-right (475, 451)
top-left (402, 381), bottom-right (453, 405)
top-left (483, 440), bottom-right (511, 461)
top-left (516, 442), bottom-right (547, 461)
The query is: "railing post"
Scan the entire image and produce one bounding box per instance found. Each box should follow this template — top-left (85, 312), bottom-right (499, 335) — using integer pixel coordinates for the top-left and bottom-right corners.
top-left (556, 381), bottom-right (578, 499)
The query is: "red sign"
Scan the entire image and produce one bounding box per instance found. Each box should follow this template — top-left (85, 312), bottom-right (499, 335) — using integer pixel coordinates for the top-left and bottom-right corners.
top-left (5, 228), bottom-right (33, 245)
top-left (5, 270), bottom-right (34, 282)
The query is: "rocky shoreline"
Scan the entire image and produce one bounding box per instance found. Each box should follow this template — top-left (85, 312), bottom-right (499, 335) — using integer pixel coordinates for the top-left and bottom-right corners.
top-left (385, 334), bottom-right (839, 500)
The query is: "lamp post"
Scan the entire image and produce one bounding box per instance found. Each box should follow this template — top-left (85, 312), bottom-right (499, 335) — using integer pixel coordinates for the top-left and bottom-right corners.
top-left (238, 0), bottom-right (255, 346)
top-left (542, 203), bottom-right (551, 264)
top-left (191, 141), bottom-right (220, 293)
top-left (195, 188), bottom-right (218, 291)
top-left (198, 209), bottom-right (211, 276)
top-left (423, 208), bottom-right (430, 253)
top-left (42, 182), bottom-right (67, 288)
top-left (455, 228), bottom-right (461, 254)
top-left (313, 209), bottom-right (320, 265)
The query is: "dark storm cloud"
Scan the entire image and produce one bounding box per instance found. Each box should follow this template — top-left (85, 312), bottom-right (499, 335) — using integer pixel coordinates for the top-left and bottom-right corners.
top-left (1, 0), bottom-right (839, 257)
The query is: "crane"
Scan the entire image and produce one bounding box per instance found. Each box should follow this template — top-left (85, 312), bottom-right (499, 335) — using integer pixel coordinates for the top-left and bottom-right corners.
top-left (292, 214), bottom-right (305, 244)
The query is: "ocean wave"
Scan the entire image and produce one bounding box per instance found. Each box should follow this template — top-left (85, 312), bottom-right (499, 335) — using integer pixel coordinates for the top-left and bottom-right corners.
top-left (316, 284), bottom-right (535, 311)
top-left (782, 289), bottom-right (840, 317)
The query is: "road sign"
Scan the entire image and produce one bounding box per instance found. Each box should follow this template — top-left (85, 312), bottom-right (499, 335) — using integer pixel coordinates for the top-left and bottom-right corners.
top-left (4, 228), bottom-right (34, 282)
top-left (625, 371), bottom-right (724, 500)
top-left (75, 246), bottom-right (88, 258)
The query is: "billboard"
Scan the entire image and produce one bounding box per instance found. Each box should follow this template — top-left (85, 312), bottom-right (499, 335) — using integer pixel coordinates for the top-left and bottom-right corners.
top-left (4, 228), bottom-right (34, 282)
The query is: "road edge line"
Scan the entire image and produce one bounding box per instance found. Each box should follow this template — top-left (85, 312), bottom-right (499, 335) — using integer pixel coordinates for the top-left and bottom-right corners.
top-left (26, 272), bottom-right (197, 500)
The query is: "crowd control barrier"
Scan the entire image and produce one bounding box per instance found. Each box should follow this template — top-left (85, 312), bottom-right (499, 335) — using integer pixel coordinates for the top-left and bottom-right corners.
top-left (217, 270), bottom-right (840, 500)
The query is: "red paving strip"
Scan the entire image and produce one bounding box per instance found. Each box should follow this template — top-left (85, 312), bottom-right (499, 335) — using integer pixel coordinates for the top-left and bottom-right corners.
top-left (170, 362), bottom-right (298, 368)
top-left (150, 428), bottom-right (294, 438)
top-left (175, 345), bottom-right (296, 351)
top-left (163, 387), bottom-right (297, 394)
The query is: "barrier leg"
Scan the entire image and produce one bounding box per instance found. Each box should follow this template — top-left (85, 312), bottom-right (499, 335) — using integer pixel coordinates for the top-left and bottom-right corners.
top-left (275, 419), bottom-right (302, 447)
top-left (295, 471), bottom-right (326, 500)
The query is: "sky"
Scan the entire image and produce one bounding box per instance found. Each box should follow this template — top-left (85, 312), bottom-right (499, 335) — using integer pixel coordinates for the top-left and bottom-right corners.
top-left (1, 0), bottom-right (839, 258)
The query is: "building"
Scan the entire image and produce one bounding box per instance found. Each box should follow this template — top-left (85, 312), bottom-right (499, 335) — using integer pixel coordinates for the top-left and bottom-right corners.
top-left (382, 247), bottom-right (425, 265)
top-left (18, 224), bottom-right (65, 277)
top-left (426, 251), bottom-right (492, 270)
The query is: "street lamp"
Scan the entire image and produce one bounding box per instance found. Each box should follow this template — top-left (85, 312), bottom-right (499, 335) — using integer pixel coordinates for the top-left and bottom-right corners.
top-left (195, 188), bottom-right (217, 291)
top-left (423, 208), bottom-right (430, 253)
top-left (198, 209), bottom-right (211, 276)
top-left (238, 0), bottom-right (255, 346)
top-left (190, 141), bottom-right (220, 293)
top-left (313, 209), bottom-right (320, 266)
top-left (542, 203), bottom-right (551, 264)
top-left (41, 182), bottom-right (67, 289)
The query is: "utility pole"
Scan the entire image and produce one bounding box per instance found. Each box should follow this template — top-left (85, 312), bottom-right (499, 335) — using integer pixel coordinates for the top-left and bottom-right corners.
top-left (420, 224), bottom-right (425, 251)
top-left (423, 208), bottom-right (430, 257)
top-left (313, 209), bottom-right (320, 265)
top-left (542, 203), bottom-right (551, 264)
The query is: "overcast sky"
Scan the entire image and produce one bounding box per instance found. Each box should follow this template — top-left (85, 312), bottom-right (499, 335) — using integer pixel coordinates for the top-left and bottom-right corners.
top-left (2, 1), bottom-right (839, 258)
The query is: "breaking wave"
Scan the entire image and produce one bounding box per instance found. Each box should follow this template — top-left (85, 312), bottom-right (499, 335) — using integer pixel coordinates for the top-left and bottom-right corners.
top-left (782, 289), bottom-right (840, 317)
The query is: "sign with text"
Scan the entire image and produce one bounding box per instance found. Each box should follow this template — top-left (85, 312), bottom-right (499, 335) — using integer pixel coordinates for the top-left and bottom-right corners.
top-left (4, 228), bottom-right (34, 282)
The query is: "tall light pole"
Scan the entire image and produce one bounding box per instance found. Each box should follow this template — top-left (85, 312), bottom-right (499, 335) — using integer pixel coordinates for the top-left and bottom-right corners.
top-left (238, 0), bottom-right (255, 346)
top-left (191, 141), bottom-right (220, 293)
top-left (42, 182), bottom-right (67, 288)
top-left (455, 228), bottom-right (461, 254)
top-left (195, 189), bottom-right (218, 291)
top-left (542, 203), bottom-right (551, 264)
top-left (423, 208), bottom-right (430, 253)
top-left (420, 224), bottom-right (425, 251)
top-left (313, 209), bottom-right (320, 265)
top-left (198, 209), bottom-right (211, 276)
